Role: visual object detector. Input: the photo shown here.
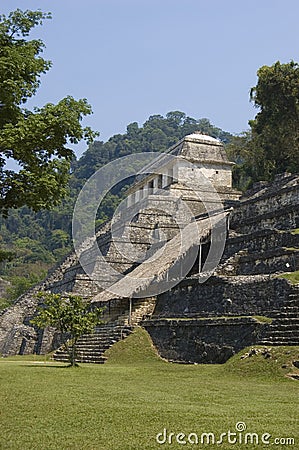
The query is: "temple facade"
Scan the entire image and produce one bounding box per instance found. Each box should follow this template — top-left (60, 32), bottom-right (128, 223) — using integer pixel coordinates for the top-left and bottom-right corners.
top-left (126, 133), bottom-right (240, 215)
top-left (0, 135), bottom-right (298, 364)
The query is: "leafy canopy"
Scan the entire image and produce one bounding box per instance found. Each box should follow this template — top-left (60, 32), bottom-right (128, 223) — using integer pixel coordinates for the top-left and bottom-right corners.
top-left (228, 61), bottom-right (299, 188)
top-left (250, 61), bottom-right (299, 176)
top-left (0, 9), bottom-right (98, 215)
top-left (31, 292), bottom-right (104, 366)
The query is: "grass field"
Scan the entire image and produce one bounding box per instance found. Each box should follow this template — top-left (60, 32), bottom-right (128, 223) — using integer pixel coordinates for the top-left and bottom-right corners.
top-left (0, 328), bottom-right (298, 450)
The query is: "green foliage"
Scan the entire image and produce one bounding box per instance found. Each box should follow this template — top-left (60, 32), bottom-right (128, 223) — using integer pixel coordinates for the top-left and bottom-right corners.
top-left (48, 229), bottom-right (70, 251)
top-left (0, 9), bottom-right (52, 127)
top-left (1, 236), bottom-right (55, 277)
top-left (0, 297), bottom-right (10, 310)
top-left (6, 273), bottom-right (44, 301)
top-left (0, 206), bottom-right (71, 287)
top-left (0, 9), bottom-right (98, 215)
top-left (14, 237), bottom-right (54, 263)
top-left (0, 248), bottom-right (14, 263)
top-left (250, 61), bottom-right (299, 176)
top-left (0, 271), bottom-right (46, 311)
top-left (31, 293), bottom-right (104, 366)
top-left (226, 131), bottom-right (257, 190)
top-left (228, 61), bottom-right (299, 188)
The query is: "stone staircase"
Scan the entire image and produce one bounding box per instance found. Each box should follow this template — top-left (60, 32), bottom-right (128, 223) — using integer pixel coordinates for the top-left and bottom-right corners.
top-left (53, 321), bottom-right (133, 364)
top-left (217, 237), bottom-right (299, 277)
top-left (53, 296), bottom-right (156, 364)
top-left (259, 286), bottom-right (299, 346)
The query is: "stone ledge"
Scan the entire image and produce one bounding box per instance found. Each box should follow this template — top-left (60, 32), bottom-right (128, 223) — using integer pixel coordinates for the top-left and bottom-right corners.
top-left (142, 317), bottom-right (265, 364)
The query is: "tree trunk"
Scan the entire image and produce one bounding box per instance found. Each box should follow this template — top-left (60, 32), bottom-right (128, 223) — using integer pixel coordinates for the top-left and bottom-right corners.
top-left (70, 339), bottom-right (78, 367)
top-left (63, 339), bottom-right (78, 367)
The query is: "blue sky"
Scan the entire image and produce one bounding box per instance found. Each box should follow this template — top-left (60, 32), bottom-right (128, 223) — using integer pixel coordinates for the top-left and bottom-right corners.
top-left (2, 0), bottom-right (299, 158)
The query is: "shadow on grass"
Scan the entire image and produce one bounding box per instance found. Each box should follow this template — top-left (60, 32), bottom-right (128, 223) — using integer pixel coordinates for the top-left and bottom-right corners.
top-left (23, 363), bottom-right (82, 369)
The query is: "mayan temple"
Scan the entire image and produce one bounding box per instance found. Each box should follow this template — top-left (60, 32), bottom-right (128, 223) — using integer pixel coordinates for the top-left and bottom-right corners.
top-left (0, 133), bottom-right (298, 364)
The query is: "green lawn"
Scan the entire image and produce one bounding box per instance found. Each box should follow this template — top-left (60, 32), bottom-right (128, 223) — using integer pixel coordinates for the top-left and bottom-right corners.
top-left (0, 328), bottom-right (298, 450)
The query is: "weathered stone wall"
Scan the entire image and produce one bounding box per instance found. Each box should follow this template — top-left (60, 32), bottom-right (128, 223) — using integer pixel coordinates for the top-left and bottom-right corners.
top-left (230, 175), bottom-right (299, 233)
top-left (223, 229), bottom-right (299, 260)
top-left (195, 162), bottom-right (232, 188)
top-left (152, 275), bottom-right (291, 319)
top-left (143, 317), bottom-right (265, 363)
top-left (235, 248), bottom-right (299, 275)
top-left (218, 247), bottom-right (299, 276)
top-left (0, 285), bottom-right (41, 355)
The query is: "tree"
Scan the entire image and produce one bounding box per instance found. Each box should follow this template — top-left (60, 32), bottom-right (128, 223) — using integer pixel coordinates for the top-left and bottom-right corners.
top-left (6, 273), bottom-right (44, 303)
top-left (226, 130), bottom-right (266, 190)
top-left (227, 61), bottom-right (299, 188)
top-left (31, 293), bottom-right (104, 367)
top-left (249, 61), bottom-right (299, 177)
top-left (0, 9), bottom-right (98, 215)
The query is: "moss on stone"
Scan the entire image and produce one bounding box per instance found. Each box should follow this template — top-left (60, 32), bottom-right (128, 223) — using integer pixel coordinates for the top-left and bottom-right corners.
top-left (278, 270), bottom-right (299, 284)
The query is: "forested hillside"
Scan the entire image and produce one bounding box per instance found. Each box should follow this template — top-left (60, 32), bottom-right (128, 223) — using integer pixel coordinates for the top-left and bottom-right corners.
top-left (0, 111), bottom-right (232, 307)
